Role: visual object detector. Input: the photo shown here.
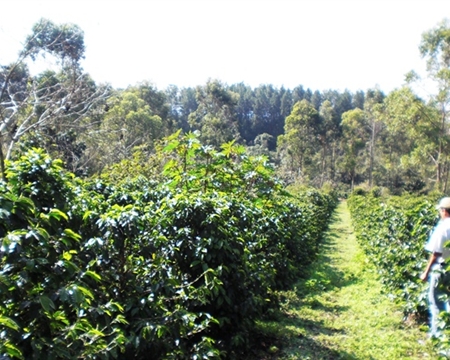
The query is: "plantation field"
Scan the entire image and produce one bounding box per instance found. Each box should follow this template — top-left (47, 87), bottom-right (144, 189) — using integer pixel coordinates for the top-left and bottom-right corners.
top-left (2, 136), bottom-right (446, 359)
top-left (258, 201), bottom-right (437, 359)
top-left (0, 138), bottom-right (337, 359)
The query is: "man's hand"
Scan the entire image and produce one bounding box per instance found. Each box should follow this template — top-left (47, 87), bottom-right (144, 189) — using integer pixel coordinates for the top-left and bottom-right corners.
top-left (420, 272), bottom-right (428, 282)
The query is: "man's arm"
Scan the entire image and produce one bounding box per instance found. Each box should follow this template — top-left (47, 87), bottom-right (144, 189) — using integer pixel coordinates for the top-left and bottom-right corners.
top-left (420, 252), bottom-right (441, 281)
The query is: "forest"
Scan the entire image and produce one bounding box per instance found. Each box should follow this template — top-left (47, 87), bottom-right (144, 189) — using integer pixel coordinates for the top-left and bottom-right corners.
top-left (2, 18), bottom-right (450, 195)
top-left (2, 16), bottom-right (450, 360)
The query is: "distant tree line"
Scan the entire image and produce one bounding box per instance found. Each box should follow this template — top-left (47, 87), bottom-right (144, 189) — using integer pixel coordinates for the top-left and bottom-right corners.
top-left (3, 18), bottom-right (450, 194)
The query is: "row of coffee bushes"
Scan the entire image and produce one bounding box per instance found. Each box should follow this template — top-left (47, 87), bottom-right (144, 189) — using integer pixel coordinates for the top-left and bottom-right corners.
top-left (347, 190), bottom-right (450, 354)
top-left (347, 191), bottom-right (438, 316)
top-left (0, 133), bottom-right (337, 359)
top-left (347, 191), bottom-right (450, 353)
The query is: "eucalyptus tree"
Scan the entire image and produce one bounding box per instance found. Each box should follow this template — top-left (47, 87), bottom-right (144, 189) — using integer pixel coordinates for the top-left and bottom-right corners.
top-left (81, 87), bottom-right (164, 173)
top-left (292, 85), bottom-right (313, 104)
top-left (277, 99), bottom-right (320, 183)
top-left (310, 90), bottom-right (323, 110)
top-left (280, 87), bottom-right (293, 119)
top-left (406, 18), bottom-right (450, 191)
top-left (188, 79), bottom-right (239, 148)
top-left (339, 108), bottom-right (367, 189)
top-left (245, 132), bottom-right (277, 161)
top-left (136, 81), bottom-right (171, 132)
top-left (230, 82), bottom-right (255, 143)
top-left (381, 87), bottom-right (443, 192)
top-left (318, 100), bottom-right (338, 185)
top-left (353, 90), bottom-right (365, 110)
top-left (252, 84), bottom-right (285, 140)
top-left (324, 89), bottom-right (354, 117)
top-left (0, 18), bottom-right (109, 179)
top-left (364, 89), bottom-right (385, 188)
top-left (165, 86), bottom-right (198, 133)
top-left (337, 90), bottom-right (384, 189)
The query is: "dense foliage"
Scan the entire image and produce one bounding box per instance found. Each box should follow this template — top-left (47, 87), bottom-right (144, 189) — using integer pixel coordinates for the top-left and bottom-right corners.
top-left (4, 14), bottom-right (450, 359)
top-left (347, 191), bottom-right (450, 353)
top-left (4, 19), bottom-right (450, 195)
top-left (0, 133), bottom-right (337, 359)
top-left (347, 192), bottom-right (438, 314)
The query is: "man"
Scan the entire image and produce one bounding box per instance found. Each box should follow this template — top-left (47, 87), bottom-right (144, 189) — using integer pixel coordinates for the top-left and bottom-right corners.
top-left (420, 197), bottom-right (450, 337)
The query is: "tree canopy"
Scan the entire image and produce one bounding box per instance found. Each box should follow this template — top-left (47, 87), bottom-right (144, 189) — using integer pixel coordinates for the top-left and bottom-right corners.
top-left (2, 18), bottom-right (450, 194)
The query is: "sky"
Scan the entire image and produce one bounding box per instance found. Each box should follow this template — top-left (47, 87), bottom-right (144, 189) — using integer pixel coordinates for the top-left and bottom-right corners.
top-left (1, 0), bottom-right (449, 95)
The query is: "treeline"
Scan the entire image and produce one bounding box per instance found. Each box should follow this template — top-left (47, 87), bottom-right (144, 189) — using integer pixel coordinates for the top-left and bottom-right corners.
top-left (165, 82), bottom-right (363, 148)
top-left (166, 82), bottom-right (364, 187)
top-left (3, 18), bottom-right (450, 195)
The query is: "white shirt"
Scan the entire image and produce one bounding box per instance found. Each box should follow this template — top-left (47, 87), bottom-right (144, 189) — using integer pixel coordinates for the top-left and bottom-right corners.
top-left (425, 217), bottom-right (450, 264)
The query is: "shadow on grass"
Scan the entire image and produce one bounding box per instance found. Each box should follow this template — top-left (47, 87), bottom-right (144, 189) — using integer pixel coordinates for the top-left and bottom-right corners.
top-left (246, 214), bottom-right (370, 359)
top-left (248, 315), bottom-right (362, 360)
top-left (294, 240), bottom-right (361, 298)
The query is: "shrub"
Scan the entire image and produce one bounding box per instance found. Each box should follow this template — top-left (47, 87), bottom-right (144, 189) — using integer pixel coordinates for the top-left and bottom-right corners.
top-left (0, 138), bottom-right (336, 359)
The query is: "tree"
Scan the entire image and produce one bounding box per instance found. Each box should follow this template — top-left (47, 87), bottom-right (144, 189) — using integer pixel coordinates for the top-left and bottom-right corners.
top-left (0, 18), bottom-right (109, 180)
top-left (188, 79), bottom-right (239, 147)
top-left (292, 85), bottom-right (312, 104)
top-left (353, 90), bottom-right (365, 110)
top-left (310, 90), bottom-right (323, 110)
top-left (165, 85), bottom-right (199, 133)
top-left (252, 85), bottom-right (284, 140)
top-left (318, 100), bottom-right (338, 186)
top-left (230, 82), bottom-right (255, 143)
top-left (81, 88), bottom-right (163, 173)
top-left (364, 89), bottom-right (385, 188)
top-left (381, 87), bottom-right (442, 192)
top-left (136, 81), bottom-right (171, 133)
top-left (280, 87), bottom-right (293, 119)
top-left (339, 108), bottom-right (367, 189)
top-left (277, 99), bottom-right (319, 183)
top-left (411, 18), bottom-right (450, 191)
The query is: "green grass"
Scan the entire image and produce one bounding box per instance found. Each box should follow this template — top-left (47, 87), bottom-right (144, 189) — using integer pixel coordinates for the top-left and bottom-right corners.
top-left (251, 201), bottom-right (436, 359)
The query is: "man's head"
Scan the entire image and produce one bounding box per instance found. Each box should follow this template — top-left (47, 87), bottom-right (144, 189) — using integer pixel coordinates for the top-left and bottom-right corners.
top-left (437, 197), bottom-right (450, 218)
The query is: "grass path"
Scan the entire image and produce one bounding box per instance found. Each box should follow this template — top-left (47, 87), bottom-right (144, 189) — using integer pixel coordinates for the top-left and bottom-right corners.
top-left (260, 200), bottom-right (436, 359)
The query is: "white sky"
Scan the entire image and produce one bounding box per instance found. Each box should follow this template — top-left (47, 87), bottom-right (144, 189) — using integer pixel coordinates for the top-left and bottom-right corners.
top-left (0, 0), bottom-right (449, 94)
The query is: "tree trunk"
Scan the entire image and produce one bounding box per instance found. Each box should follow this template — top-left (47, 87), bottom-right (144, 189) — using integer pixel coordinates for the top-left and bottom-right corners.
top-left (330, 142), bottom-right (336, 182)
top-left (320, 143), bottom-right (326, 187)
top-left (0, 137), bottom-right (5, 182)
top-left (443, 160), bottom-right (449, 193)
top-left (369, 130), bottom-right (375, 189)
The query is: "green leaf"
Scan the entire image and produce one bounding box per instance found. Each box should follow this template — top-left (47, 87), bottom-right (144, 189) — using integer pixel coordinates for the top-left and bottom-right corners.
top-left (52, 310), bottom-right (70, 326)
top-left (62, 259), bottom-right (80, 273)
top-left (111, 314), bottom-right (129, 325)
top-left (156, 325), bottom-right (167, 338)
top-left (87, 327), bottom-right (105, 337)
top-left (163, 140), bottom-right (180, 152)
top-left (83, 270), bottom-right (102, 282)
top-left (82, 210), bottom-right (94, 221)
top-left (1, 342), bottom-right (24, 360)
top-left (26, 227), bottom-right (49, 242)
top-left (72, 287), bottom-right (85, 304)
top-left (40, 295), bottom-right (55, 313)
top-left (62, 228), bottom-right (82, 242)
top-left (77, 285), bottom-right (94, 300)
top-left (47, 208), bottom-right (69, 221)
top-left (106, 301), bottom-right (124, 312)
top-left (0, 316), bottom-right (21, 331)
top-left (163, 159), bottom-right (178, 175)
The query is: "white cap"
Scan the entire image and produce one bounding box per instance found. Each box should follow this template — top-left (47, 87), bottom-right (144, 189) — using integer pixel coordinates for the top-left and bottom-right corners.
top-left (436, 197), bottom-right (450, 209)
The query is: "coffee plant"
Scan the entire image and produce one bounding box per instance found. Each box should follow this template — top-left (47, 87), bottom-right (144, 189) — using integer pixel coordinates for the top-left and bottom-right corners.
top-left (347, 191), bottom-right (450, 354)
top-left (348, 192), bottom-right (439, 314)
top-left (0, 133), bottom-right (337, 359)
